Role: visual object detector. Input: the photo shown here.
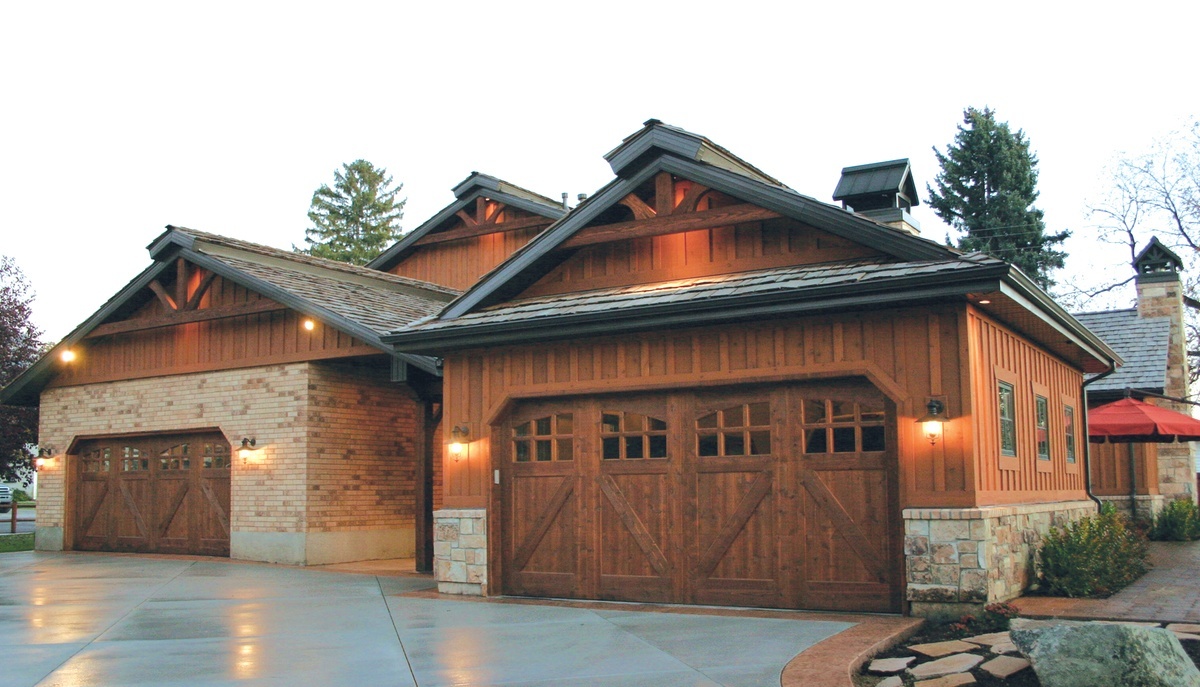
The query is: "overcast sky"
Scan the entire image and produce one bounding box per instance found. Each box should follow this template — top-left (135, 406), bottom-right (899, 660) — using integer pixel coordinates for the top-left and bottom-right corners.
top-left (3, 1), bottom-right (1197, 341)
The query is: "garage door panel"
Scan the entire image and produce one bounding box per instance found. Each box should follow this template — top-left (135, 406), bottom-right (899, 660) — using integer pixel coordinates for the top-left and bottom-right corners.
top-left (508, 474), bottom-right (578, 581)
top-left (598, 473), bottom-right (671, 581)
top-left (71, 432), bottom-right (231, 557)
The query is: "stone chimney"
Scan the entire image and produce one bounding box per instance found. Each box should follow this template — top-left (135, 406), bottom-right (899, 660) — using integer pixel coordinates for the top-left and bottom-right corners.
top-left (1134, 236), bottom-right (1196, 500)
top-left (832, 159), bottom-right (921, 235)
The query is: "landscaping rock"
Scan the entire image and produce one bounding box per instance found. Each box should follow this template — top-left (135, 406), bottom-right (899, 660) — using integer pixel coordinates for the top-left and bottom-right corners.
top-left (868, 656), bottom-right (915, 673)
top-left (962, 631), bottom-right (1010, 647)
top-left (908, 653), bottom-right (983, 679)
top-left (1169, 623), bottom-right (1200, 634)
top-left (914, 674), bottom-right (975, 687)
top-left (980, 655), bottom-right (1030, 678)
top-left (909, 639), bottom-right (978, 657)
top-left (877, 677), bottom-right (903, 687)
top-left (1011, 622), bottom-right (1200, 687)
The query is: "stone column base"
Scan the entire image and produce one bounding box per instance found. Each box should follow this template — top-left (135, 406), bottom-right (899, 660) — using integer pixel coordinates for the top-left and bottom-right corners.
top-left (434, 508), bottom-right (487, 595)
top-left (1097, 494), bottom-right (1165, 521)
top-left (903, 500), bottom-right (1096, 618)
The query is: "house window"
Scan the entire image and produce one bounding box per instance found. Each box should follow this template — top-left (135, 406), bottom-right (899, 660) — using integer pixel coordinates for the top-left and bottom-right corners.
top-left (514, 414), bottom-right (574, 462)
top-left (998, 381), bottom-right (1017, 457)
top-left (1035, 395), bottom-right (1050, 461)
top-left (1064, 405), bottom-right (1077, 464)
top-left (801, 397), bottom-right (886, 454)
top-left (697, 402), bottom-right (771, 457)
top-left (602, 411), bottom-right (668, 460)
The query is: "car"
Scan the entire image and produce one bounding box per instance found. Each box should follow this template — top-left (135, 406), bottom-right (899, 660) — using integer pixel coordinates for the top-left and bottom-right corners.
top-left (0, 486), bottom-right (11, 514)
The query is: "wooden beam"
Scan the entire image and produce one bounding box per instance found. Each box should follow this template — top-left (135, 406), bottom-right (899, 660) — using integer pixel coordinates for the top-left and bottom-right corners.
top-left (677, 183), bottom-right (712, 214)
top-left (414, 215), bottom-right (555, 246)
top-left (558, 203), bottom-right (781, 250)
top-left (618, 193), bottom-right (657, 220)
top-left (175, 258), bottom-right (188, 310)
top-left (655, 172), bottom-right (674, 215)
top-left (455, 210), bottom-right (478, 227)
top-left (147, 279), bottom-right (178, 311)
top-left (475, 197), bottom-right (487, 224)
top-left (85, 299), bottom-right (288, 339)
top-left (184, 270), bottom-right (218, 310)
top-left (484, 201), bottom-right (506, 223)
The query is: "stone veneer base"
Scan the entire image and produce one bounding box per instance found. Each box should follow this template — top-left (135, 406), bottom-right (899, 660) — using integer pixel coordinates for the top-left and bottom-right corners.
top-left (1097, 494), bottom-right (1166, 521)
top-left (903, 500), bottom-right (1096, 617)
top-left (34, 526), bottom-right (63, 552)
top-left (434, 508), bottom-right (488, 596)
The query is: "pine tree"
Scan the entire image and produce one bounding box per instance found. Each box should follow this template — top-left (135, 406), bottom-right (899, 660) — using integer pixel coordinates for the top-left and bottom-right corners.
top-left (0, 256), bottom-right (42, 485)
top-left (928, 107), bottom-right (1068, 290)
top-left (297, 159), bottom-right (405, 265)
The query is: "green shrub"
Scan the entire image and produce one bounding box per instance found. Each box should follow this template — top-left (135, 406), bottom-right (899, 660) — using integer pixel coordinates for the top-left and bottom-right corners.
top-left (12, 489), bottom-right (32, 503)
top-left (1149, 498), bottom-right (1200, 541)
top-left (1038, 503), bottom-right (1149, 598)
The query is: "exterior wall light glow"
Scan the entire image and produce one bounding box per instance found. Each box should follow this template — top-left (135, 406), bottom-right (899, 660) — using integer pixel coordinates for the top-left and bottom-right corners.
top-left (238, 438), bottom-right (257, 464)
top-left (917, 399), bottom-right (947, 446)
top-left (449, 425), bottom-right (470, 461)
top-left (60, 349), bottom-right (76, 362)
top-left (34, 447), bottom-right (54, 469)
top-left (302, 319), bottom-right (316, 331)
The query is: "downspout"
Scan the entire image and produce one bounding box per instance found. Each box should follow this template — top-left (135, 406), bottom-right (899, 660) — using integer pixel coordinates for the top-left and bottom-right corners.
top-left (1124, 388), bottom-right (1137, 519)
top-left (1081, 361), bottom-right (1119, 510)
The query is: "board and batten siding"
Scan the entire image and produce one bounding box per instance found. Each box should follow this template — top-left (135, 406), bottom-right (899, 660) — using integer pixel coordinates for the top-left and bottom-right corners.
top-left (967, 307), bottom-right (1088, 504)
top-left (50, 274), bottom-right (381, 388)
top-left (388, 225), bottom-right (546, 291)
top-left (437, 304), bottom-right (976, 511)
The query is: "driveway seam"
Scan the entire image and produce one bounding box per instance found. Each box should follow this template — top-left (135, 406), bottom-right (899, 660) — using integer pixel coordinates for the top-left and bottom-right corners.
top-left (591, 610), bottom-right (729, 683)
top-left (377, 575), bottom-right (420, 687)
top-left (31, 559), bottom-right (198, 686)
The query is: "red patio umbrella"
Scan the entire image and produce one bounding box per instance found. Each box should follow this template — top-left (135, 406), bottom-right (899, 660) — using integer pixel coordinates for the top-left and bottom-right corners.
top-left (1088, 397), bottom-right (1200, 444)
top-left (1087, 396), bottom-right (1200, 518)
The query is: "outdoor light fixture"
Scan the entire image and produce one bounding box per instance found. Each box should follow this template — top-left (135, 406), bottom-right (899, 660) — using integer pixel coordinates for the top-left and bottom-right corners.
top-left (60, 349), bottom-right (76, 363)
top-left (302, 319), bottom-right (315, 332)
top-left (238, 438), bottom-right (257, 464)
top-left (34, 447), bottom-right (54, 469)
top-left (916, 400), bottom-right (947, 445)
top-left (449, 425), bottom-right (469, 461)
top-left (977, 299), bottom-right (991, 305)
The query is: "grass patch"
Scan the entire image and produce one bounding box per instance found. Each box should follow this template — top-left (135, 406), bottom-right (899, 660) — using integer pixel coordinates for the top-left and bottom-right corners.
top-left (0, 533), bottom-right (34, 553)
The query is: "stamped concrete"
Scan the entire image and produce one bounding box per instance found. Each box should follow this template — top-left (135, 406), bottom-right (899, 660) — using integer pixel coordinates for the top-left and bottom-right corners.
top-left (0, 551), bottom-right (854, 687)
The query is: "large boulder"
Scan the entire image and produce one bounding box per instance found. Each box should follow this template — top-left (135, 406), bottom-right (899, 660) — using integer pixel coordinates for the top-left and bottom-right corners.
top-left (1011, 623), bottom-right (1200, 687)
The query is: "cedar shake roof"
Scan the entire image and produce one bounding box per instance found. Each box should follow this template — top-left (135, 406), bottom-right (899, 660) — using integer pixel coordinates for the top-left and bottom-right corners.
top-left (1074, 309), bottom-right (1171, 395)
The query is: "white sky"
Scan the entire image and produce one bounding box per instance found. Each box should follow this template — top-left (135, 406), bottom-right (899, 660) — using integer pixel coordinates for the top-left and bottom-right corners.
top-left (2, 1), bottom-right (1197, 341)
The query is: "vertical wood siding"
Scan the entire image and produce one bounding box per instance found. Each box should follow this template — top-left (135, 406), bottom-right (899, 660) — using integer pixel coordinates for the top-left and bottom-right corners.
top-left (967, 307), bottom-right (1088, 504)
top-left (520, 218), bottom-right (883, 298)
top-left (50, 274), bottom-right (380, 387)
top-left (438, 305), bottom-right (975, 510)
top-left (388, 211), bottom-right (547, 291)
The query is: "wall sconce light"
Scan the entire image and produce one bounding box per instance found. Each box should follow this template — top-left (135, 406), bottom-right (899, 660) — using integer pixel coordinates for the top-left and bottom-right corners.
top-left (302, 319), bottom-right (316, 332)
top-left (238, 438), bottom-right (257, 464)
top-left (916, 400), bottom-right (947, 446)
top-left (34, 447), bottom-right (54, 469)
top-left (60, 349), bottom-right (76, 363)
top-left (449, 425), bottom-right (469, 461)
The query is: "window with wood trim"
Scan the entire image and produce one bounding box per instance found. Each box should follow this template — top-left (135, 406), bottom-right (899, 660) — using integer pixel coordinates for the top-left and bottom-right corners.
top-left (697, 402), bottom-right (771, 457)
top-left (601, 411), bottom-right (667, 460)
top-left (1064, 405), bottom-right (1077, 464)
top-left (801, 397), bottom-right (886, 454)
top-left (121, 446), bottom-right (148, 472)
top-left (159, 443), bottom-right (192, 471)
top-left (202, 442), bottom-right (231, 469)
top-left (998, 381), bottom-right (1017, 457)
top-left (513, 414), bottom-right (574, 462)
top-left (82, 448), bottom-right (112, 473)
top-left (1035, 395), bottom-right (1051, 461)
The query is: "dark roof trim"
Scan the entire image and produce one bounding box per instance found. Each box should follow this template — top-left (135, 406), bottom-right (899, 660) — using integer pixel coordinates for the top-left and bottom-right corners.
top-left (604, 119), bottom-right (784, 187)
top-left (998, 265), bottom-right (1120, 369)
top-left (366, 173), bottom-right (566, 272)
top-left (438, 154), bottom-right (959, 320)
top-left (0, 261), bottom-right (172, 406)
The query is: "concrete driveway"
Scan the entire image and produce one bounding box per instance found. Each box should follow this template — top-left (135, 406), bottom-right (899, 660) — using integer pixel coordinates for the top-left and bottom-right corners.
top-left (0, 552), bottom-right (854, 687)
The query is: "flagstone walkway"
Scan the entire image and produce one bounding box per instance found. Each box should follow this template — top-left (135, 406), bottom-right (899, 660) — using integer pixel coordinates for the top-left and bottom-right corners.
top-left (1017, 540), bottom-right (1200, 623)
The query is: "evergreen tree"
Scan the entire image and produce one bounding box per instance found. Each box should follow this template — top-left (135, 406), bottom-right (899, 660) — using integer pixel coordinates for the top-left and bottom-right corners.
top-left (928, 107), bottom-right (1068, 289)
top-left (0, 256), bottom-right (42, 485)
top-left (297, 159), bottom-right (405, 265)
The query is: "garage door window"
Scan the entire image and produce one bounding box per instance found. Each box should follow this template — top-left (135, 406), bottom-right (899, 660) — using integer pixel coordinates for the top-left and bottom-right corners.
top-left (803, 398), bottom-right (887, 454)
top-left (82, 448), bottom-right (112, 473)
top-left (160, 444), bottom-right (191, 471)
top-left (697, 402), bottom-right (771, 457)
top-left (514, 414), bottom-right (574, 462)
top-left (601, 411), bottom-right (668, 460)
top-left (122, 446), bottom-right (148, 471)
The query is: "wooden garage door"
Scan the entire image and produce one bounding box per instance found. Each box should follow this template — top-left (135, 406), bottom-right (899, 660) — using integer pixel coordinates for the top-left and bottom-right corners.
top-left (500, 381), bottom-right (901, 612)
top-left (73, 432), bottom-right (232, 556)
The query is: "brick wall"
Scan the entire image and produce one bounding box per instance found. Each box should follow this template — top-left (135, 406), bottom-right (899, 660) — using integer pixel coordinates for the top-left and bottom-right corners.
top-left (306, 362), bottom-right (420, 531)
